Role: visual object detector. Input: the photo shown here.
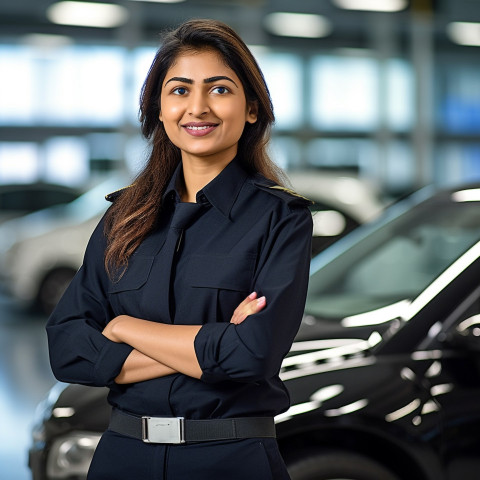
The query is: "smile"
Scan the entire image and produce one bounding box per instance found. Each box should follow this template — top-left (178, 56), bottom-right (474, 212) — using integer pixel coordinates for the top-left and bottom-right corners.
top-left (182, 123), bottom-right (218, 137)
top-left (186, 125), bottom-right (211, 131)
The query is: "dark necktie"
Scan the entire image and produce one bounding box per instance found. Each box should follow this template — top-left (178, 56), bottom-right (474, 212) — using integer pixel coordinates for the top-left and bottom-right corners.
top-left (160, 201), bottom-right (204, 322)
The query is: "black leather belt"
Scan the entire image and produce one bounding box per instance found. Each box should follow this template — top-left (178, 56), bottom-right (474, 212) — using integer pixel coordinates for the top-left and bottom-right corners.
top-left (109, 409), bottom-right (276, 444)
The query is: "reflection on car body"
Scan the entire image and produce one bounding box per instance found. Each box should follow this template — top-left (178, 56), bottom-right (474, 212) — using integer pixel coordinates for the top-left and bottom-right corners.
top-left (29, 183), bottom-right (480, 480)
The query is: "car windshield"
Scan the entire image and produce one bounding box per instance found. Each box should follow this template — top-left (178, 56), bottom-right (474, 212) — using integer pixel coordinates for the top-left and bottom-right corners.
top-left (305, 186), bottom-right (480, 325)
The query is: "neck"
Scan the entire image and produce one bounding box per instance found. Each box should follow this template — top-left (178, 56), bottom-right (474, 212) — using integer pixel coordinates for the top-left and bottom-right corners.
top-left (180, 155), bottom-right (234, 203)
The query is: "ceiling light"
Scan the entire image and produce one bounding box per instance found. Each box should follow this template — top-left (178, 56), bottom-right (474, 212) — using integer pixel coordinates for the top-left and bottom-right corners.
top-left (47, 1), bottom-right (129, 28)
top-left (333, 0), bottom-right (408, 12)
top-left (264, 12), bottom-right (332, 38)
top-left (447, 22), bottom-right (480, 47)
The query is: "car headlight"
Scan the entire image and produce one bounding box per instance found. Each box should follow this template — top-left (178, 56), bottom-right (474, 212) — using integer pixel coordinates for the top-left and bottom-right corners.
top-left (46, 432), bottom-right (101, 479)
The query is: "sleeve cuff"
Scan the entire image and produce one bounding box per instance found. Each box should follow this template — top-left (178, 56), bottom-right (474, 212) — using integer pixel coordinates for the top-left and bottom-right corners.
top-left (93, 339), bottom-right (134, 387)
top-left (194, 322), bottom-right (231, 383)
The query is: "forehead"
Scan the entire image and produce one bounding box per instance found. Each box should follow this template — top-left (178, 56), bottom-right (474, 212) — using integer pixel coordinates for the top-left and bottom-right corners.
top-left (166, 49), bottom-right (238, 79)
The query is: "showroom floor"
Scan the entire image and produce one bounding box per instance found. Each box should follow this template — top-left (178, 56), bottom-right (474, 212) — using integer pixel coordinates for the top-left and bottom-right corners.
top-left (0, 292), bottom-right (56, 480)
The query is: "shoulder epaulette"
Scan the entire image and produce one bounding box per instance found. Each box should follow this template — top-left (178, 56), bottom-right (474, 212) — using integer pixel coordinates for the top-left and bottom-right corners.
top-left (105, 184), bottom-right (133, 202)
top-left (253, 181), bottom-right (314, 207)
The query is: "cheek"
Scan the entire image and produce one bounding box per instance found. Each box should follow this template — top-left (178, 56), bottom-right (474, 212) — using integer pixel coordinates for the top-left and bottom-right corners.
top-left (160, 96), bottom-right (183, 121)
top-left (162, 121), bottom-right (181, 147)
top-left (161, 105), bottom-right (183, 122)
top-left (218, 100), bottom-right (249, 125)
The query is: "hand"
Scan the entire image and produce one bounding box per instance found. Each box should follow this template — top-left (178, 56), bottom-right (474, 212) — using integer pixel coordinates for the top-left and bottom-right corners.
top-left (230, 292), bottom-right (266, 325)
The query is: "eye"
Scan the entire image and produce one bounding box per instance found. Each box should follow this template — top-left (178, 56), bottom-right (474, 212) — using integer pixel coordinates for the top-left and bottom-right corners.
top-left (172, 86), bottom-right (188, 95)
top-left (212, 86), bottom-right (229, 95)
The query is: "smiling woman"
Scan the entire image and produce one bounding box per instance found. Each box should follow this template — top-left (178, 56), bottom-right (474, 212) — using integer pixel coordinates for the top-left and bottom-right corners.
top-left (159, 50), bottom-right (258, 195)
top-left (46, 18), bottom-right (313, 480)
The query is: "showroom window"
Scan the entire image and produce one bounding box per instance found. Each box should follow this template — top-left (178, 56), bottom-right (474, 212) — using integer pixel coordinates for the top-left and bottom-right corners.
top-left (0, 44), bottom-right (125, 126)
top-left (309, 55), bottom-right (413, 132)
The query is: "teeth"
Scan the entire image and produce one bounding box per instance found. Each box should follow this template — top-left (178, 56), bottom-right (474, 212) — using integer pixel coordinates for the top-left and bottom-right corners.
top-left (186, 125), bottom-right (211, 130)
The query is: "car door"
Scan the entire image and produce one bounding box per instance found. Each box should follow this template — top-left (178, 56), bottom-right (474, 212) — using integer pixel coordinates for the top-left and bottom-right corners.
top-left (420, 284), bottom-right (480, 480)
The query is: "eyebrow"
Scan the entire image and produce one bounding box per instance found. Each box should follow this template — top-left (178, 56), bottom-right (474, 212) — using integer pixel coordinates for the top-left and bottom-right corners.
top-left (164, 75), bottom-right (238, 87)
top-left (204, 76), bottom-right (238, 87)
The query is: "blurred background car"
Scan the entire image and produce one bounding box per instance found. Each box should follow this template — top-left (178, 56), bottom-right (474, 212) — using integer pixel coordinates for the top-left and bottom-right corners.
top-left (28, 182), bottom-right (480, 480)
top-left (0, 177), bottom-right (126, 314)
top-left (288, 170), bottom-right (384, 254)
top-left (0, 183), bottom-right (82, 225)
top-left (0, 170), bottom-right (383, 314)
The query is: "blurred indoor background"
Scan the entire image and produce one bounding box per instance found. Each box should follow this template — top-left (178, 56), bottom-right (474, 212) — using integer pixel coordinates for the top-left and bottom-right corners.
top-left (1, 0), bottom-right (479, 478)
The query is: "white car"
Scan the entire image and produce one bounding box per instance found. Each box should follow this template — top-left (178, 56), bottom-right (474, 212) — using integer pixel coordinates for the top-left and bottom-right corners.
top-left (0, 171), bottom-right (383, 313)
top-left (0, 177), bottom-right (126, 313)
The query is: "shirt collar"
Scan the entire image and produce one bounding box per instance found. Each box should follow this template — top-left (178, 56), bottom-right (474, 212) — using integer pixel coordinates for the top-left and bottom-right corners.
top-left (162, 157), bottom-right (248, 219)
top-left (162, 162), bottom-right (182, 206)
top-left (199, 157), bottom-right (248, 219)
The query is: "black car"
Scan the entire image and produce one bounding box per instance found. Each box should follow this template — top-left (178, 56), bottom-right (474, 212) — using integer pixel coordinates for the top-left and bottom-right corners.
top-left (29, 183), bottom-right (480, 480)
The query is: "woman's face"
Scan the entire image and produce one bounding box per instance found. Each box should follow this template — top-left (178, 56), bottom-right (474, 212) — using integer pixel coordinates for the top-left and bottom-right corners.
top-left (159, 49), bottom-right (257, 165)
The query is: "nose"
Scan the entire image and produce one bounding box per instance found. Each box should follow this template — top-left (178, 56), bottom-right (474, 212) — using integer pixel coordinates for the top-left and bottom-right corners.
top-left (188, 90), bottom-right (210, 117)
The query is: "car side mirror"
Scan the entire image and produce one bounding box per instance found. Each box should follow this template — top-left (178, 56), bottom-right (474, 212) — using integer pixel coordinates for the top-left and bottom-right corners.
top-left (447, 316), bottom-right (480, 353)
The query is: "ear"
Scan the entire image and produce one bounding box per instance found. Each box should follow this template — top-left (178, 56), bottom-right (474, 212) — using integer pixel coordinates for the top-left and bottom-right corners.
top-left (159, 111), bottom-right (163, 122)
top-left (246, 101), bottom-right (258, 124)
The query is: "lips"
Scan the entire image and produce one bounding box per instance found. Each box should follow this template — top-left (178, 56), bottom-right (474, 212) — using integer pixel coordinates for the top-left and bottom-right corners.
top-left (182, 122), bottom-right (219, 137)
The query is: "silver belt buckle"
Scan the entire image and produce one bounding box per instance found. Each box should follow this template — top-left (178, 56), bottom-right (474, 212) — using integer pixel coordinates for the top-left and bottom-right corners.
top-left (142, 416), bottom-right (185, 444)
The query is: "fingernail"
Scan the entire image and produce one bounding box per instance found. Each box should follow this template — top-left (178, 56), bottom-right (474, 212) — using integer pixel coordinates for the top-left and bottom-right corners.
top-left (257, 296), bottom-right (266, 305)
top-left (248, 292), bottom-right (257, 299)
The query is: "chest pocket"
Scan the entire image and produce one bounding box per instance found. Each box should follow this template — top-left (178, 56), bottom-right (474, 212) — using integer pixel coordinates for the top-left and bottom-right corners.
top-left (107, 256), bottom-right (155, 317)
top-left (188, 253), bottom-right (256, 292)
top-left (108, 255), bottom-right (155, 293)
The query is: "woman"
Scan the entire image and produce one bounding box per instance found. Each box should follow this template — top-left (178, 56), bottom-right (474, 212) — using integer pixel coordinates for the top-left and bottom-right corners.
top-left (46, 19), bottom-right (312, 480)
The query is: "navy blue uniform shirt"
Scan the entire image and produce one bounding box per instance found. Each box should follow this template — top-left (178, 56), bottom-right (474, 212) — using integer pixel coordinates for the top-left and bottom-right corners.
top-left (46, 158), bottom-right (312, 419)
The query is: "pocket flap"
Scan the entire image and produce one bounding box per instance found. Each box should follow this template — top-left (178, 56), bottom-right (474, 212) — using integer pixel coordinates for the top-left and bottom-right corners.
top-left (188, 253), bottom-right (256, 291)
top-left (108, 256), bottom-right (155, 293)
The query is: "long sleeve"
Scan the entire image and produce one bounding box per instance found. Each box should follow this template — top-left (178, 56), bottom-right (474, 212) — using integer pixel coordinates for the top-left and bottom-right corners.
top-left (194, 206), bottom-right (312, 383)
top-left (46, 217), bottom-right (133, 387)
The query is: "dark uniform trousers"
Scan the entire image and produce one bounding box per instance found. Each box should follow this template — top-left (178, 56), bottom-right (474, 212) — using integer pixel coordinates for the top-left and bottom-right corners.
top-left (87, 430), bottom-right (291, 479)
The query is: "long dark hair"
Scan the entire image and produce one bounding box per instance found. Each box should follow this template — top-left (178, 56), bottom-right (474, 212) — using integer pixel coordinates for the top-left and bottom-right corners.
top-left (104, 18), bottom-right (284, 278)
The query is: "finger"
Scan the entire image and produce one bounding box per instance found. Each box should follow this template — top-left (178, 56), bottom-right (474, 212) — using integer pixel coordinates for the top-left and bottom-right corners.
top-left (254, 296), bottom-right (266, 312)
top-left (231, 292), bottom-right (257, 322)
top-left (245, 296), bottom-right (266, 317)
top-left (230, 296), bottom-right (266, 324)
top-left (235, 292), bottom-right (258, 311)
